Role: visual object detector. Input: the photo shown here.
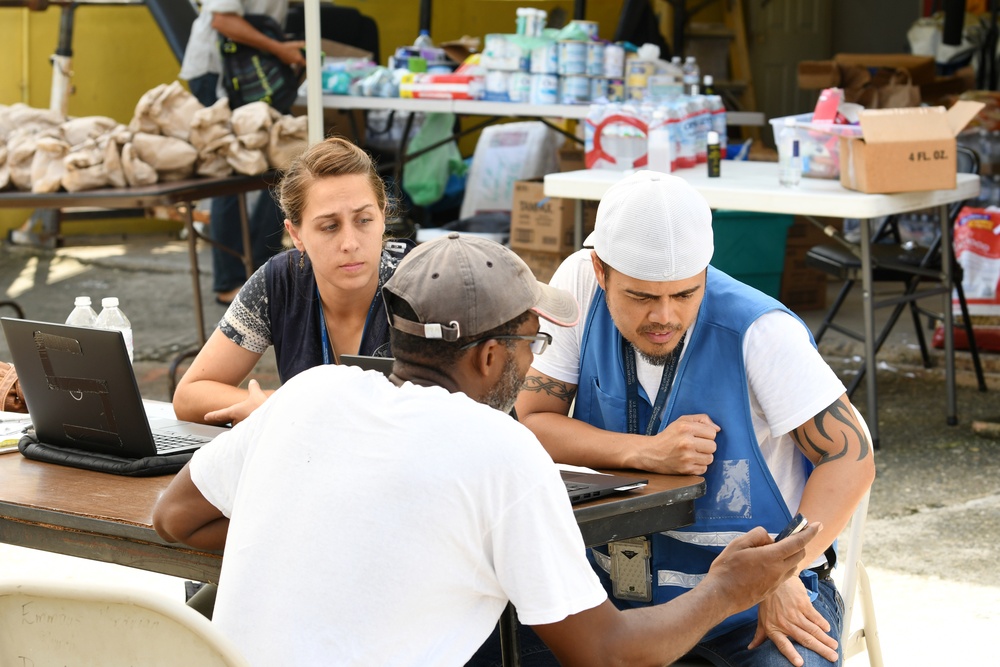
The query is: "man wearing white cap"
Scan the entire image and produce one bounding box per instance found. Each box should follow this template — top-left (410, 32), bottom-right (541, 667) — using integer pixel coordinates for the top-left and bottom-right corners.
top-left (154, 233), bottom-right (822, 666)
top-left (516, 172), bottom-right (875, 666)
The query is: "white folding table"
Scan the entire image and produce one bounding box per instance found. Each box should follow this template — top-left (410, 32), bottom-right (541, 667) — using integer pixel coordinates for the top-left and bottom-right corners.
top-left (544, 163), bottom-right (980, 447)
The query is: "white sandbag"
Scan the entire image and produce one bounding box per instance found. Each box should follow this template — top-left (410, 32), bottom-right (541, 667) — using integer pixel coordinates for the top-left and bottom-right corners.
top-left (30, 136), bottom-right (70, 193)
top-left (121, 142), bottom-right (158, 187)
top-left (7, 128), bottom-right (56, 191)
top-left (150, 81), bottom-right (204, 141)
top-left (267, 114), bottom-right (308, 169)
top-left (102, 136), bottom-right (126, 188)
top-left (0, 144), bottom-right (9, 191)
top-left (130, 132), bottom-right (197, 177)
top-left (225, 137), bottom-right (268, 175)
top-left (129, 83), bottom-right (167, 135)
top-left (190, 98), bottom-right (233, 151)
top-left (62, 116), bottom-right (118, 147)
top-left (459, 121), bottom-right (560, 219)
top-left (196, 151), bottom-right (234, 178)
top-left (63, 142), bottom-right (110, 192)
top-left (231, 102), bottom-right (280, 150)
top-left (3, 103), bottom-right (64, 139)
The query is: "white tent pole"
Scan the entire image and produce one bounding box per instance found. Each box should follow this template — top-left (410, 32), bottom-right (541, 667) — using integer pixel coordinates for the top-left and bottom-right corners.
top-left (305, 0), bottom-right (323, 145)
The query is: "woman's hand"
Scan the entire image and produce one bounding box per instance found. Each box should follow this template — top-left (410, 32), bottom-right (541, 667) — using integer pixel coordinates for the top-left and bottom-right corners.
top-left (203, 379), bottom-right (271, 426)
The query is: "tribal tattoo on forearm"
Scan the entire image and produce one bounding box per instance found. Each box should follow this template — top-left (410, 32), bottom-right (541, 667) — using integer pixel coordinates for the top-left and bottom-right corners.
top-left (520, 375), bottom-right (577, 405)
top-left (791, 397), bottom-right (871, 466)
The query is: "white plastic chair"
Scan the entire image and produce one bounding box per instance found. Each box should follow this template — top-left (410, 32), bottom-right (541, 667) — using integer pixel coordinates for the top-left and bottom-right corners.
top-left (0, 578), bottom-right (250, 667)
top-left (839, 407), bottom-right (884, 667)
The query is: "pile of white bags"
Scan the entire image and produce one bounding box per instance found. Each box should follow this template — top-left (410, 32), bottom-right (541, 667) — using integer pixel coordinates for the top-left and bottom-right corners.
top-left (0, 81), bottom-right (309, 194)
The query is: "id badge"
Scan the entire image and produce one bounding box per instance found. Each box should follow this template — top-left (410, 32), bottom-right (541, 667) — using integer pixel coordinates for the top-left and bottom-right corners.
top-left (609, 537), bottom-right (651, 602)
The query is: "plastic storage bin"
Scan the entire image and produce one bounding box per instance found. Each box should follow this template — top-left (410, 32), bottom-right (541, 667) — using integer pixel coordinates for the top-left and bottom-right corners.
top-left (710, 210), bottom-right (794, 299)
top-left (768, 113), bottom-right (863, 179)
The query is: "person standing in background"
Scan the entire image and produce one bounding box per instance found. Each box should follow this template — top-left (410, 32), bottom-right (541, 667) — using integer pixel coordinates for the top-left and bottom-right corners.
top-left (179, 0), bottom-right (306, 305)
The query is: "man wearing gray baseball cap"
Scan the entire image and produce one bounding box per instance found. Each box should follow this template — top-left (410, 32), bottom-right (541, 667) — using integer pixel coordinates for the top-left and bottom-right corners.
top-left (516, 172), bottom-right (875, 667)
top-left (154, 232), bottom-right (822, 666)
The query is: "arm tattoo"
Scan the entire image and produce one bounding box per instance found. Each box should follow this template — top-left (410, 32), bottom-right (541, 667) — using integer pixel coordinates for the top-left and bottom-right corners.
top-left (521, 374), bottom-right (577, 405)
top-left (791, 397), bottom-right (871, 467)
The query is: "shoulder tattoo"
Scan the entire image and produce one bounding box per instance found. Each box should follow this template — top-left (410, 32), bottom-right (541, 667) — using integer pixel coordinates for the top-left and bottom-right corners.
top-left (791, 396), bottom-right (871, 467)
top-left (521, 374), bottom-right (577, 404)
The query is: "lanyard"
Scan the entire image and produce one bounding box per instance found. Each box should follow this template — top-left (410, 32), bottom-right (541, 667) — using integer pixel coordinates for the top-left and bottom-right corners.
top-left (623, 332), bottom-right (686, 436)
top-left (316, 283), bottom-right (380, 365)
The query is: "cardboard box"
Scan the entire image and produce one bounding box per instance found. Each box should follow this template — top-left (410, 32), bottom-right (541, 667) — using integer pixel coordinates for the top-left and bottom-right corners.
top-left (833, 53), bottom-right (936, 86)
top-left (558, 144), bottom-right (586, 173)
top-left (515, 249), bottom-right (567, 284)
top-left (839, 101), bottom-right (984, 194)
top-left (798, 60), bottom-right (840, 90)
top-left (510, 179), bottom-right (596, 253)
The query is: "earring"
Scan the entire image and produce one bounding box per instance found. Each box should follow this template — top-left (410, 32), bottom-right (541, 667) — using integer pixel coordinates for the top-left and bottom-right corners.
top-left (298, 250), bottom-right (306, 270)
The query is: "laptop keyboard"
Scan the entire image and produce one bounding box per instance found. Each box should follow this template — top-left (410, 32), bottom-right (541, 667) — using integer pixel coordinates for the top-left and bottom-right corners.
top-left (152, 432), bottom-right (210, 454)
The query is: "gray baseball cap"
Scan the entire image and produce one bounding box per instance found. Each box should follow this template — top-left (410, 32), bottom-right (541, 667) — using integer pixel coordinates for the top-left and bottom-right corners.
top-left (384, 233), bottom-right (579, 341)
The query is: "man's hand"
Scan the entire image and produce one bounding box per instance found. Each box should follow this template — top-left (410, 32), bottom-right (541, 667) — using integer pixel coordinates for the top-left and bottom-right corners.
top-left (204, 378), bottom-right (270, 426)
top-left (274, 39), bottom-right (306, 66)
top-left (704, 524), bottom-right (821, 618)
top-left (626, 414), bottom-right (719, 474)
top-left (748, 576), bottom-right (839, 666)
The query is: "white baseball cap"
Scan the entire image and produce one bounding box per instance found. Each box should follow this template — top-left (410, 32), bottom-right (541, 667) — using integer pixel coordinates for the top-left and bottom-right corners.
top-left (584, 171), bottom-right (714, 282)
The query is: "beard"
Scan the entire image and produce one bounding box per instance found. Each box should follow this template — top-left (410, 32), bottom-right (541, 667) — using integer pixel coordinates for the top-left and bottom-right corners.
top-left (633, 344), bottom-right (672, 366)
top-left (629, 323), bottom-right (684, 366)
top-left (483, 350), bottom-right (523, 414)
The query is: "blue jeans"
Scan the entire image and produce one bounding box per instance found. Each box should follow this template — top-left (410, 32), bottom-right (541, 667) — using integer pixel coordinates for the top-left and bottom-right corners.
top-left (466, 578), bottom-right (842, 667)
top-left (689, 578), bottom-right (844, 667)
top-left (187, 74), bottom-right (286, 292)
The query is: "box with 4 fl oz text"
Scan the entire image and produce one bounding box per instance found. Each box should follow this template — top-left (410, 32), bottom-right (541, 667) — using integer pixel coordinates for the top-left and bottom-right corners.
top-left (839, 100), bottom-right (984, 194)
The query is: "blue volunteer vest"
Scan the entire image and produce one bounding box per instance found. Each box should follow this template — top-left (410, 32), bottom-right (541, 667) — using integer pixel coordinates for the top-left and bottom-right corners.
top-left (266, 242), bottom-right (412, 384)
top-left (575, 267), bottom-right (815, 638)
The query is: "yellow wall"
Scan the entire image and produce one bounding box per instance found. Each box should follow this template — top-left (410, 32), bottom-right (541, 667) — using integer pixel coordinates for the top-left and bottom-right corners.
top-left (0, 0), bottom-right (627, 235)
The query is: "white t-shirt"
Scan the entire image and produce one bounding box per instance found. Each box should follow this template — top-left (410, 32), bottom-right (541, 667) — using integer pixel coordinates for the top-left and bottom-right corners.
top-left (531, 250), bottom-right (847, 513)
top-left (179, 0), bottom-right (290, 83)
top-left (189, 364), bottom-right (606, 666)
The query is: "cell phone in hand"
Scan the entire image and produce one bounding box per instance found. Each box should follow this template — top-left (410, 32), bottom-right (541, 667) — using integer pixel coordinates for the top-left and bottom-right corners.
top-left (775, 513), bottom-right (808, 542)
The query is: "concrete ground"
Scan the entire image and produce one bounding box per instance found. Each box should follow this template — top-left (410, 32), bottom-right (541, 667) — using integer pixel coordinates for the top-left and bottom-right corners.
top-left (1, 232), bottom-right (998, 664)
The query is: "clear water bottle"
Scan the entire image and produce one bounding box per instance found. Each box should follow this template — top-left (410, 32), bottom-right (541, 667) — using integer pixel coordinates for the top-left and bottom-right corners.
top-left (647, 106), bottom-right (673, 173)
top-left (414, 29), bottom-right (433, 49)
top-left (682, 56), bottom-right (700, 95)
top-left (778, 117), bottom-right (801, 187)
top-left (65, 296), bottom-right (97, 328)
top-left (95, 297), bottom-right (133, 363)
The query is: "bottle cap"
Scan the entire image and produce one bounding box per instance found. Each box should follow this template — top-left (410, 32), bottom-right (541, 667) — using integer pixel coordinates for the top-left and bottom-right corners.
top-left (703, 74), bottom-right (714, 85)
top-left (707, 131), bottom-right (719, 144)
top-left (74, 296), bottom-right (92, 307)
top-left (102, 297), bottom-right (119, 308)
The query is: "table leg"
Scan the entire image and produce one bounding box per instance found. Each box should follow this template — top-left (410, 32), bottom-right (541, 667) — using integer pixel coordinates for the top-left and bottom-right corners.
top-left (940, 203), bottom-right (957, 426)
top-left (573, 199), bottom-right (583, 250)
top-left (499, 603), bottom-right (522, 667)
top-left (182, 200), bottom-right (208, 347)
top-left (859, 217), bottom-right (880, 448)
top-left (237, 192), bottom-right (254, 280)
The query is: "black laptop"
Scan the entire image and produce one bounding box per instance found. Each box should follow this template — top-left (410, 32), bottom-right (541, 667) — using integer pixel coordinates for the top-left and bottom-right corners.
top-left (561, 469), bottom-right (648, 504)
top-left (1, 318), bottom-right (228, 459)
top-left (339, 354), bottom-right (395, 376)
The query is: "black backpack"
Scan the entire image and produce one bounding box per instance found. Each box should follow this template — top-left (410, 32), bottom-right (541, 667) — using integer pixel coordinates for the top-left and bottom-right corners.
top-left (218, 14), bottom-right (301, 114)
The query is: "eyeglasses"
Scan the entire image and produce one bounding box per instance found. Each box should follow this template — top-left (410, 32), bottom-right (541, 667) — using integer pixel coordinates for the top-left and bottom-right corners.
top-left (460, 332), bottom-right (553, 355)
